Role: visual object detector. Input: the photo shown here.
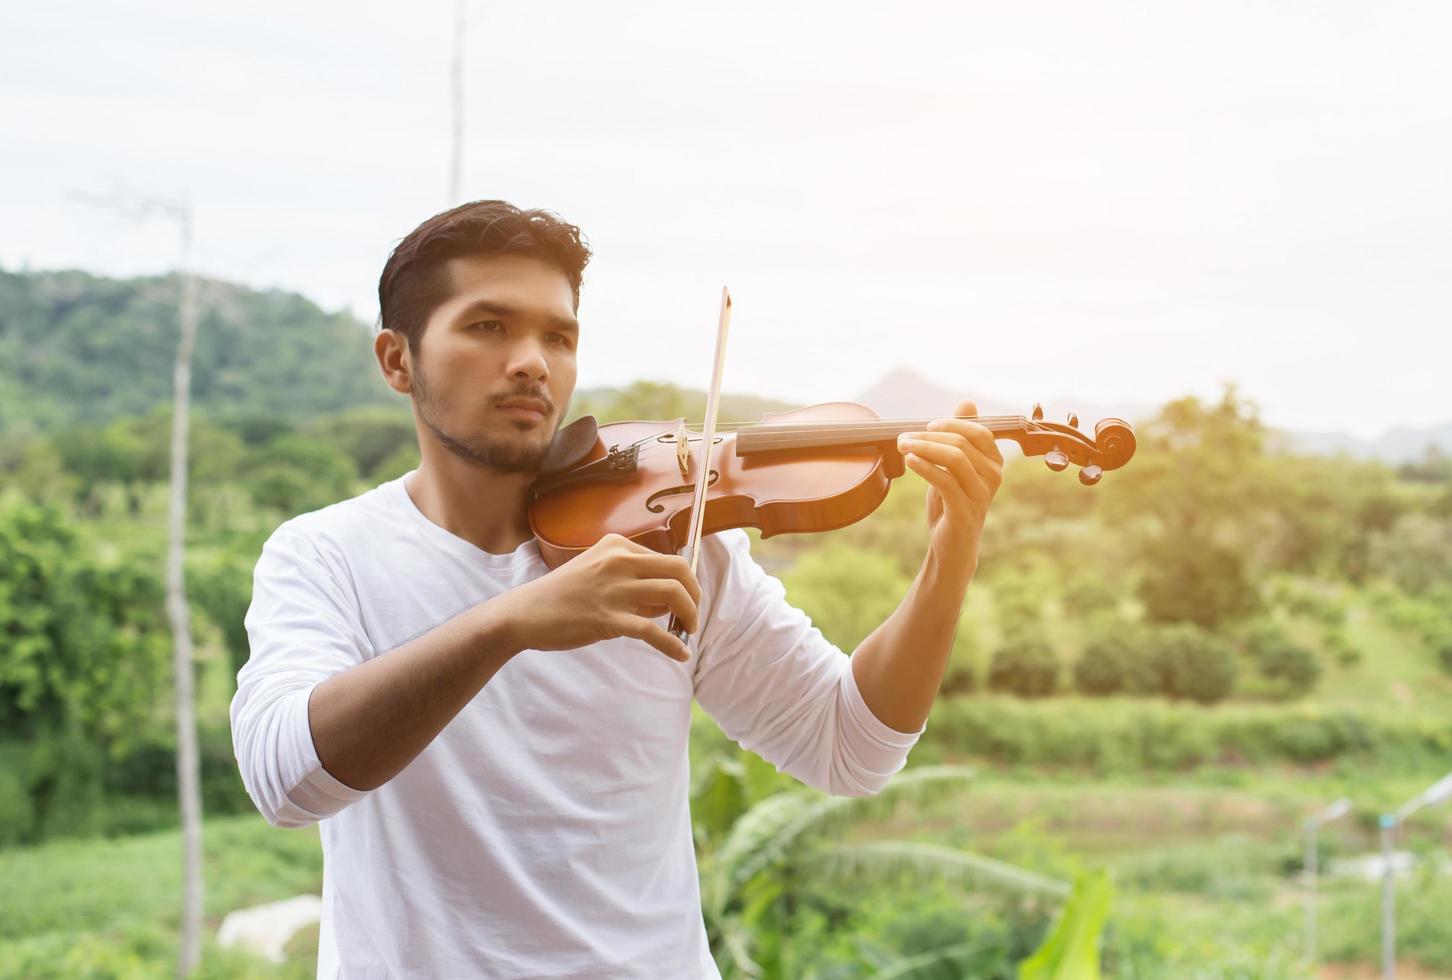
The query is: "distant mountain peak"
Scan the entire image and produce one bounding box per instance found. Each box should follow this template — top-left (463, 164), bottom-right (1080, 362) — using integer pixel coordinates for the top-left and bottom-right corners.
top-left (855, 366), bottom-right (996, 419)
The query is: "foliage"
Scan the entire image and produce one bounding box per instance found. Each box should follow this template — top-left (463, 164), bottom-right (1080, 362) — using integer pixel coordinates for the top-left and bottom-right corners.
top-left (573, 379), bottom-right (797, 429)
top-left (1147, 623), bottom-right (1237, 704)
top-left (188, 546), bottom-right (260, 677)
top-left (1100, 390), bottom-right (1270, 629)
top-left (780, 543), bottom-right (910, 651)
top-left (1368, 513), bottom-right (1452, 595)
top-left (988, 635), bottom-right (1060, 698)
top-left (307, 407), bottom-right (417, 480)
top-left (1241, 619), bottom-right (1322, 699)
top-left (689, 745), bottom-right (1064, 979)
top-left (0, 268), bottom-right (395, 435)
top-left (924, 696), bottom-right (1452, 771)
top-left (0, 503), bottom-right (173, 842)
top-left (1319, 865), bottom-right (1452, 972)
top-left (0, 814), bottom-right (322, 978)
top-left (1069, 622), bottom-right (1236, 704)
top-left (1072, 625), bottom-right (1159, 698)
top-left (1017, 870), bottom-right (1112, 980)
top-left (245, 433), bottom-right (360, 515)
top-left (940, 606), bottom-right (983, 695)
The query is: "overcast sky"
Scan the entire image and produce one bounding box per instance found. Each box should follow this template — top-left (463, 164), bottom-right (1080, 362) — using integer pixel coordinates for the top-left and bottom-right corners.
top-left (3, 1), bottom-right (1448, 438)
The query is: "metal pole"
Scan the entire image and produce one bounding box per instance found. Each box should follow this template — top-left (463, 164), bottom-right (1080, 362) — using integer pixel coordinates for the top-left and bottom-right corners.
top-left (1380, 813), bottom-right (1396, 980)
top-left (1304, 819), bottom-right (1317, 964)
top-left (167, 202), bottom-right (204, 978)
top-left (448, 0), bottom-right (465, 203)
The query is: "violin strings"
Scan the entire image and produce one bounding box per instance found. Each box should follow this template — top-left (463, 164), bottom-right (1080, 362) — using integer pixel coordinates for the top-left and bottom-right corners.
top-left (622, 420), bottom-right (1062, 466)
top-left (676, 415), bottom-right (1030, 433)
top-left (613, 417), bottom-right (1054, 450)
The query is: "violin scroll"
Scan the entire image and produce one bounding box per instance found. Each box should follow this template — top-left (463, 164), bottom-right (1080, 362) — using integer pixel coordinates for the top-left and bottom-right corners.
top-left (1008, 410), bottom-right (1136, 485)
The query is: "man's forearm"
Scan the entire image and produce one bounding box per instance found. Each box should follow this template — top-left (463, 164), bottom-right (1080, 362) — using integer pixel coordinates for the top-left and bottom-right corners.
top-left (850, 552), bottom-right (972, 733)
top-left (308, 595), bottom-right (523, 791)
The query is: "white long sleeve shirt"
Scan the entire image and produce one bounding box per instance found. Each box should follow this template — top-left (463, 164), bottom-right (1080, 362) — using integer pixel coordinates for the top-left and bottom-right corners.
top-left (230, 472), bottom-right (921, 979)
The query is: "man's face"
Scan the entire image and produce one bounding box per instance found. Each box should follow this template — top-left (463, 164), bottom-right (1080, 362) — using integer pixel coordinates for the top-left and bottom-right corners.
top-left (409, 253), bottom-right (578, 473)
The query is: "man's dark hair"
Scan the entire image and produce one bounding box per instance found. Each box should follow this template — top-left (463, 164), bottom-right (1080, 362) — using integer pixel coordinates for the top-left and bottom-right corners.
top-left (378, 200), bottom-right (591, 351)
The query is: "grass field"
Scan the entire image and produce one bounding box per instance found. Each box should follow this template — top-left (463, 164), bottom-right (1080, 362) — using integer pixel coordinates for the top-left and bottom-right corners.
top-left (0, 816), bottom-right (323, 978)
top-left (6, 770), bottom-right (1450, 978)
top-left (5, 585), bottom-right (1450, 977)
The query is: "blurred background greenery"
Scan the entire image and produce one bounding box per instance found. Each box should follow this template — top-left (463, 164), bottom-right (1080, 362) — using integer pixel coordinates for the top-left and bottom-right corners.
top-left (3, 267), bottom-right (1452, 977)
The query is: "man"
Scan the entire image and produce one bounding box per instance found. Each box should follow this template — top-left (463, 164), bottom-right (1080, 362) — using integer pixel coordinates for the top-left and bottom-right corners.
top-left (231, 200), bottom-right (1004, 978)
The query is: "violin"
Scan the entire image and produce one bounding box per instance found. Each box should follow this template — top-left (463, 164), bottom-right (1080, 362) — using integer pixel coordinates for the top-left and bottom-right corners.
top-left (527, 400), bottom-right (1136, 571)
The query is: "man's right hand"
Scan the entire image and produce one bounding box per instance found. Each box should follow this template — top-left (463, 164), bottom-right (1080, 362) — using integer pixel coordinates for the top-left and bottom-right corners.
top-left (500, 534), bottom-right (703, 662)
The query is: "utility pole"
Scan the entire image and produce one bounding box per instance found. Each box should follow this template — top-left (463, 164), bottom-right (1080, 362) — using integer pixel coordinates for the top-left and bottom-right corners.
top-left (448, 0), bottom-right (466, 203)
top-left (1303, 797), bottom-right (1351, 966)
top-left (73, 187), bottom-right (206, 976)
top-left (1382, 772), bottom-right (1452, 979)
top-left (167, 199), bottom-right (204, 978)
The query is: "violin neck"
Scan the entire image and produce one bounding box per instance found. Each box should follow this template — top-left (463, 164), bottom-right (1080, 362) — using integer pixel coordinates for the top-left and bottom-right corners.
top-left (735, 416), bottom-right (1026, 455)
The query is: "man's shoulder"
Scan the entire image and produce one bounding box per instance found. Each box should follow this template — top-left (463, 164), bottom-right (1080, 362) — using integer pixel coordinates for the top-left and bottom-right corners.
top-left (265, 476), bottom-right (405, 558)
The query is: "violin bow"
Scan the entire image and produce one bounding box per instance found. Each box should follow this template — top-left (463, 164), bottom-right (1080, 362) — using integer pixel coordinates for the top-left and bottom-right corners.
top-left (668, 286), bottom-right (733, 643)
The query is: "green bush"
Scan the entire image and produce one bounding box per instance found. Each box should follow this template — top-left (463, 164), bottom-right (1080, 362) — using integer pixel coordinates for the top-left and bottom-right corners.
top-left (0, 745), bottom-right (33, 848)
top-left (1267, 578), bottom-right (1346, 626)
top-left (1323, 624), bottom-right (1362, 667)
top-left (988, 636), bottom-right (1059, 698)
top-left (1242, 620), bottom-right (1321, 699)
top-left (1073, 640), bottom-right (1127, 696)
top-left (940, 615), bottom-right (980, 696)
top-left (1072, 624), bottom-right (1158, 697)
top-left (924, 697), bottom-right (1448, 772)
top-left (1148, 624), bottom-right (1237, 705)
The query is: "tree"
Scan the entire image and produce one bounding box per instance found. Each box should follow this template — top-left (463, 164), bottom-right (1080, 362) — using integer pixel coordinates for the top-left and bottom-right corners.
top-left (1148, 624), bottom-right (1237, 704)
top-left (246, 434), bottom-right (359, 515)
top-left (1242, 619), bottom-right (1321, 699)
top-left (0, 503), bottom-right (171, 843)
top-left (1100, 389), bottom-right (1271, 630)
top-left (780, 544), bottom-right (910, 652)
top-left (988, 635), bottom-right (1060, 698)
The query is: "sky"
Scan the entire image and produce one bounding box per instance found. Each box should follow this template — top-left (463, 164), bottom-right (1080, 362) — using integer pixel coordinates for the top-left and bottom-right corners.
top-left (2, 0), bottom-right (1449, 439)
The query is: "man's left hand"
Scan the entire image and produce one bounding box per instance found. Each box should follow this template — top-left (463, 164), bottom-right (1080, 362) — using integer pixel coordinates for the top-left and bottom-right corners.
top-left (896, 398), bottom-right (1004, 581)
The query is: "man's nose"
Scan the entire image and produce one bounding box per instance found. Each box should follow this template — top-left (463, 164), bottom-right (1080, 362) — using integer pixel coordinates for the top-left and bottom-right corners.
top-left (507, 337), bottom-right (549, 382)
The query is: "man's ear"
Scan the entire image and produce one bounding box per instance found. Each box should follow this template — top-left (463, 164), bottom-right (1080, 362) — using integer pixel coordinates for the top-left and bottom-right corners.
top-left (375, 329), bottom-right (414, 395)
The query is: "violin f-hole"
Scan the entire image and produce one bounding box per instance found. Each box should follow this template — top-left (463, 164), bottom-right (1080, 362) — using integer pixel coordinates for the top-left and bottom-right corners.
top-left (646, 471), bottom-right (720, 513)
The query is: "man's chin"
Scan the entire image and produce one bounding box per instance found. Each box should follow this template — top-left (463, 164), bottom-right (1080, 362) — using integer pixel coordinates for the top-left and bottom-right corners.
top-left (428, 423), bottom-right (551, 474)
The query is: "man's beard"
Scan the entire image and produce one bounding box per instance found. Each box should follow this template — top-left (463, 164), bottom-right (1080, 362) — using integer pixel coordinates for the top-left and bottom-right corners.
top-left (412, 364), bottom-right (563, 474)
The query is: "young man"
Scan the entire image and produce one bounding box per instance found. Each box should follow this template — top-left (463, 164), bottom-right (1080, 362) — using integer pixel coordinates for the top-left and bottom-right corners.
top-left (231, 200), bottom-right (1003, 978)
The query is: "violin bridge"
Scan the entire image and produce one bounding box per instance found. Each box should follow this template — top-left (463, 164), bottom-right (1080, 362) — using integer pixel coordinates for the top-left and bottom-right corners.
top-left (675, 420), bottom-right (691, 478)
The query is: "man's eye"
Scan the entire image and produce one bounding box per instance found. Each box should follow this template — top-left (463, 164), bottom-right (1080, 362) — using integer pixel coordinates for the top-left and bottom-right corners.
top-left (473, 320), bottom-right (504, 333)
top-left (549, 333), bottom-right (574, 349)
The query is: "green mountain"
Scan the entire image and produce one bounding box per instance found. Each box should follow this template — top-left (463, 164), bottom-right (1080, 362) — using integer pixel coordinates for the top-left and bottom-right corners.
top-left (0, 267), bottom-right (394, 434)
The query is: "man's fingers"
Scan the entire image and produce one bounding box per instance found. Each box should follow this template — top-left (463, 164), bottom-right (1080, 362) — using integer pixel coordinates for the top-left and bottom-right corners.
top-left (926, 416), bottom-right (1004, 466)
top-left (615, 614), bottom-right (691, 662)
top-left (899, 435), bottom-right (989, 502)
top-left (903, 450), bottom-right (969, 511)
top-left (625, 578), bottom-right (700, 634)
top-left (621, 550), bottom-right (704, 606)
top-left (905, 430), bottom-right (1002, 492)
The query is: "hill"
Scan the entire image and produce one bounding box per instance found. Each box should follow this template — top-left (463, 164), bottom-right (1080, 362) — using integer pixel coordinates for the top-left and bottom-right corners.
top-left (0, 267), bottom-right (394, 434)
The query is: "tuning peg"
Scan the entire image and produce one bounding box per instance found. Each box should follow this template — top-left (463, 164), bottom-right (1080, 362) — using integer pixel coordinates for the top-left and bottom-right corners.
top-left (1031, 402), bottom-right (1044, 422)
top-left (1045, 449), bottom-right (1069, 472)
top-left (1078, 464), bottom-right (1103, 486)
top-left (1067, 412), bottom-right (1079, 428)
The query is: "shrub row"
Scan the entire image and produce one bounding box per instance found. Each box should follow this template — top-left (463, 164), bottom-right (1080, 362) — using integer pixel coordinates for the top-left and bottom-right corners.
top-left (0, 726), bottom-right (252, 848)
top-left (983, 619), bottom-right (1326, 704)
top-left (922, 696), bottom-right (1452, 772)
